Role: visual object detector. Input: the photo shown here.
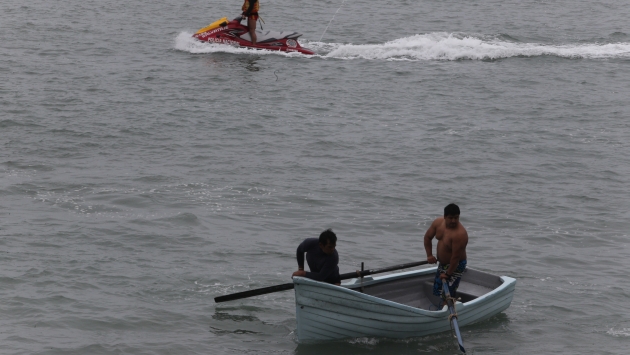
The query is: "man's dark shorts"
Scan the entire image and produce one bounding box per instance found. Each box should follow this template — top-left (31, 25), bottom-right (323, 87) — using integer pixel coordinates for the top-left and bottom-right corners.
top-left (432, 260), bottom-right (467, 298)
top-left (243, 13), bottom-right (259, 21)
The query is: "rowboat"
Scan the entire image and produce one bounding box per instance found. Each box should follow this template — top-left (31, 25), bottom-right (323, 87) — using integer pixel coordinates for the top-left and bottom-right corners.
top-left (293, 266), bottom-right (516, 341)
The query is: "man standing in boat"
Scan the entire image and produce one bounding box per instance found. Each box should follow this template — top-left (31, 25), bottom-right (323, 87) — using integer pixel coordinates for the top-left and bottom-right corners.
top-left (292, 229), bottom-right (341, 285)
top-left (424, 203), bottom-right (468, 301)
top-left (241, 0), bottom-right (259, 45)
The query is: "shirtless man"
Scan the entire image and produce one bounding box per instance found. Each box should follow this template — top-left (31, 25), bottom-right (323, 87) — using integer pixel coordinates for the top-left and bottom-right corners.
top-left (423, 203), bottom-right (468, 301)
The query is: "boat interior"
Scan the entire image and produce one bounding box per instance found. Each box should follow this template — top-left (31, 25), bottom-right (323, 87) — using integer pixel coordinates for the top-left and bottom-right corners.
top-left (346, 268), bottom-right (504, 311)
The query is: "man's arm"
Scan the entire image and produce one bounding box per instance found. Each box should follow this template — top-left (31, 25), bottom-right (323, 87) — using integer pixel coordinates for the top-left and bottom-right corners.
top-left (443, 232), bottom-right (468, 277)
top-left (423, 219), bottom-right (438, 264)
top-left (296, 240), bottom-right (306, 270)
top-left (292, 239), bottom-right (310, 278)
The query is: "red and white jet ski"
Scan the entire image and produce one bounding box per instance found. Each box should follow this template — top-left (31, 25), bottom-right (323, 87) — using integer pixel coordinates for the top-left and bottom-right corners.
top-left (192, 17), bottom-right (315, 55)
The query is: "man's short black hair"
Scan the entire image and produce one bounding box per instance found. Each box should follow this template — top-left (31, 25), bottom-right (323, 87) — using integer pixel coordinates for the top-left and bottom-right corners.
top-left (319, 228), bottom-right (337, 246)
top-left (444, 203), bottom-right (460, 217)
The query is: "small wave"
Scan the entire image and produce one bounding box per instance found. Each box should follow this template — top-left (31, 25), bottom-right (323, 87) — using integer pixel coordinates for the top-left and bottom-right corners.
top-left (608, 328), bottom-right (630, 337)
top-left (0, 119), bottom-right (39, 128)
top-left (157, 212), bottom-right (200, 225)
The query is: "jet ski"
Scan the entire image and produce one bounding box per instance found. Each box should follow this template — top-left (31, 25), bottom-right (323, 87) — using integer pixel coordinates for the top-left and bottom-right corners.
top-left (192, 17), bottom-right (315, 55)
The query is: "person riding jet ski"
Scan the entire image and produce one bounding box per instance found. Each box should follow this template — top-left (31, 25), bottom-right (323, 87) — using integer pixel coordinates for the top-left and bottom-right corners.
top-left (241, 0), bottom-right (259, 45)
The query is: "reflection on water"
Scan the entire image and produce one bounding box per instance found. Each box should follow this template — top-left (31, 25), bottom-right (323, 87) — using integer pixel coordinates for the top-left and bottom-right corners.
top-left (210, 309), bottom-right (263, 336)
top-left (212, 311), bottom-right (259, 322)
top-left (294, 336), bottom-right (453, 355)
top-left (200, 54), bottom-right (261, 73)
top-left (202, 56), bottom-right (226, 69)
top-left (209, 309), bottom-right (292, 338)
top-left (240, 57), bottom-right (261, 72)
top-left (293, 313), bottom-right (512, 355)
top-left (210, 326), bottom-right (261, 335)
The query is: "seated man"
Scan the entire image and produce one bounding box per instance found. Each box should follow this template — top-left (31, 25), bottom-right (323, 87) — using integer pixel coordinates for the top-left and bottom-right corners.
top-left (291, 229), bottom-right (340, 284)
top-left (423, 203), bottom-right (468, 303)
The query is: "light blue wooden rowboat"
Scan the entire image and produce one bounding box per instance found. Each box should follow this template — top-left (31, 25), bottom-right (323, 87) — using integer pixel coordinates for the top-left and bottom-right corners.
top-left (293, 266), bottom-right (516, 341)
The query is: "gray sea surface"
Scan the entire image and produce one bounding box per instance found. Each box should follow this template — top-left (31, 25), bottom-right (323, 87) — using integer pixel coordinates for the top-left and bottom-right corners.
top-left (2, 0), bottom-right (630, 354)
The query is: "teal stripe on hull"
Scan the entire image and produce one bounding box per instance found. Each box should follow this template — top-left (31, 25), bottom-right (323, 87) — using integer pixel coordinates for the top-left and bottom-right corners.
top-left (299, 308), bottom-right (453, 339)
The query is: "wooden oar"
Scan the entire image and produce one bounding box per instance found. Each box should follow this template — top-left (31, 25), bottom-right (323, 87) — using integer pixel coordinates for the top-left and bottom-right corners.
top-left (442, 280), bottom-right (466, 353)
top-left (214, 260), bottom-right (428, 303)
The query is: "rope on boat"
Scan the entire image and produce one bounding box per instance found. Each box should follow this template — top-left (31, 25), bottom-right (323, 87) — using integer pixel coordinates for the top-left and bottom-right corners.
top-left (445, 295), bottom-right (459, 345)
top-left (319, 0), bottom-right (348, 42)
top-left (445, 295), bottom-right (461, 322)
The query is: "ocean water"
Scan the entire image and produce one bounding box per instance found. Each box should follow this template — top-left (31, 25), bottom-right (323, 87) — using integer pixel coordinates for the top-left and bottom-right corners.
top-left (1, 0), bottom-right (629, 354)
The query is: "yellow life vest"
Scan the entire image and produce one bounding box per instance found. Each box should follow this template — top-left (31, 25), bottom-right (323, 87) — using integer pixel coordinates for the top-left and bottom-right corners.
top-left (242, 0), bottom-right (259, 14)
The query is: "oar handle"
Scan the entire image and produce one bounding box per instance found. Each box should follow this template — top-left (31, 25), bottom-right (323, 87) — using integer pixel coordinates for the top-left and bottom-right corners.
top-left (442, 279), bottom-right (453, 305)
top-left (214, 260), bottom-right (429, 303)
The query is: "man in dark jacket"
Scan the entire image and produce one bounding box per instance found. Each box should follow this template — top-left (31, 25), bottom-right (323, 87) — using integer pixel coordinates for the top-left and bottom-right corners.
top-left (291, 229), bottom-right (340, 284)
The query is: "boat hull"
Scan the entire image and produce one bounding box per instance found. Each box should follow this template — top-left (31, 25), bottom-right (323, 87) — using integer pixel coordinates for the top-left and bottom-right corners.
top-left (294, 267), bottom-right (516, 341)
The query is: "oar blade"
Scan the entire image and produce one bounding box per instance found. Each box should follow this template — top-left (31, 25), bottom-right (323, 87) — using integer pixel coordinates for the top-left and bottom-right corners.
top-left (442, 281), bottom-right (466, 353)
top-left (451, 317), bottom-right (466, 353)
top-left (214, 283), bottom-right (294, 303)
